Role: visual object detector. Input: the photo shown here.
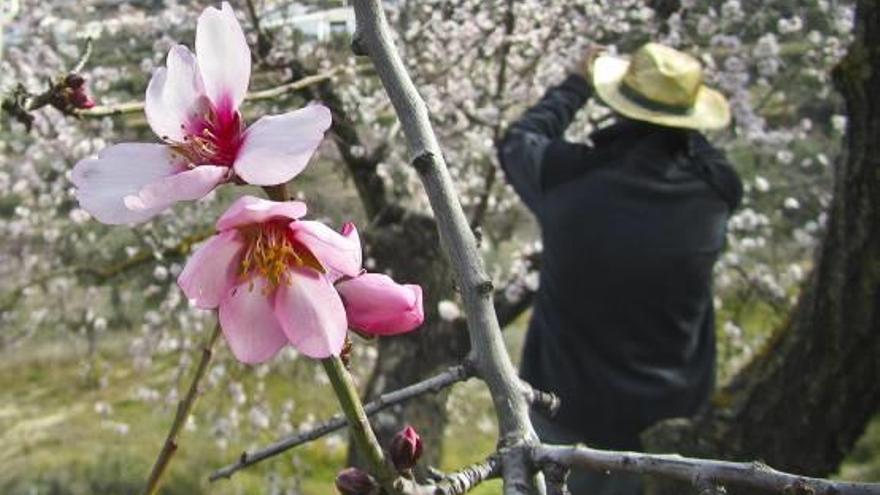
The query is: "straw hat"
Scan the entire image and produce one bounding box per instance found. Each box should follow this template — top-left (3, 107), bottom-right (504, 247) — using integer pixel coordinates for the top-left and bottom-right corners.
top-left (592, 43), bottom-right (731, 130)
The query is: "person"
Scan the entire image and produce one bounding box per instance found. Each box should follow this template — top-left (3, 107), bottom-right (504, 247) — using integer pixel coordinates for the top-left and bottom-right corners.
top-left (497, 43), bottom-right (743, 495)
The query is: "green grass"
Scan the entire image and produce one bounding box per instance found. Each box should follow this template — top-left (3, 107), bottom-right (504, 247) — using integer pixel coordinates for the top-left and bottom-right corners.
top-left (1, 309), bottom-right (875, 494)
top-left (0, 317), bottom-right (529, 495)
top-left (0, 333), bottom-right (365, 494)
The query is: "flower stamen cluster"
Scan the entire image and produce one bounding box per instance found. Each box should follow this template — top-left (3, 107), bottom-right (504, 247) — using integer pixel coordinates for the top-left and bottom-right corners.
top-left (240, 222), bottom-right (323, 291)
top-left (170, 99), bottom-right (243, 167)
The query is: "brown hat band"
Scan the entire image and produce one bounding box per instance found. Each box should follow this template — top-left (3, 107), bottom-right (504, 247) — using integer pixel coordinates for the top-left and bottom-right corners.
top-left (619, 82), bottom-right (695, 116)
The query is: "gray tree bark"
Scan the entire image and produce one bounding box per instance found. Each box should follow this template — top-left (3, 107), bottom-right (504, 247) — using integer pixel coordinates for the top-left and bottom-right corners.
top-left (644, 1), bottom-right (880, 492)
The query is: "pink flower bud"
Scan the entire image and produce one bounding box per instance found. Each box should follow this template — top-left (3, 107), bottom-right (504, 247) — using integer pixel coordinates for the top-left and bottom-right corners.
top-left (336, 273), bottom-right (424, 336)
top-left (335, 467), bottom-right (377, 495)
top-left (389, 425), bottom-right (423, 471)
top-left (69, 88), bottom-right (96, 109)
top-left (63, 73), bottom-right (95, 109)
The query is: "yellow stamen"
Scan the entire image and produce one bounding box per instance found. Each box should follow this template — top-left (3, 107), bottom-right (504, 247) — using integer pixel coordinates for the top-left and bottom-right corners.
top-left (238, 223), bottom-right (324, 293)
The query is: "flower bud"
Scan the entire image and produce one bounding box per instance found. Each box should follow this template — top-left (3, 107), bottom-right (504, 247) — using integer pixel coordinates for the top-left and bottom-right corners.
top-left (336, 273), bottom-right (424, 336)
top-left (69, 89), bottom-right (96, 110)
top-left (335, 467), bottom-right (377, 495)
top-left (63, 73), bottom-right (96, 110)
top-left (389, 424), bottom-right (423, 471)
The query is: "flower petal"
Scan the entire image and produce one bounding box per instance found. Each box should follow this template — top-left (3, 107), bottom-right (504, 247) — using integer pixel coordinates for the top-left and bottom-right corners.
top-left (177, 229), bottom-right (244, 309)
top-left (218, 278), bottom-right (288, 364)
top-left (233, 105), bottom-right (332, 186)
top-left (336, 273), bottom-right (424, 336)
top-left (290, 220), bottom-right (362, 278)
top-left (274, 267), bottom-right (347, 358)
top-left (145, 45), bottom-right (205, 142)
top-left (71, 143), bottom-right (182, 224)
top-left (195, 1), bottom-right (250, 111)
top-left (123, 165), bottom-right (228, 212)
top-left (215, 195), bottom-right (308, 231)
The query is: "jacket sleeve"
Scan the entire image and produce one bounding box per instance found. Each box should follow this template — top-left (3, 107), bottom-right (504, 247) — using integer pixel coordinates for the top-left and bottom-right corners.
top-left (497, 74), bottom-right (593, 211)
top-left (687, 132), bottom-right (744, 212)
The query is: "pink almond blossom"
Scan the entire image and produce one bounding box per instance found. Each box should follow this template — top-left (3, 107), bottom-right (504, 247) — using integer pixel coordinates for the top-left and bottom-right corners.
top-left (71, 2), bottom-right (331, 225)
top-left (178, 196), bottom-right (423, 363)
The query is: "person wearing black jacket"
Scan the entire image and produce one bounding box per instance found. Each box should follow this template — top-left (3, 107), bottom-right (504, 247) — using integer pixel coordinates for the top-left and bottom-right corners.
top-left (498, 43), bottom-right (743, 495)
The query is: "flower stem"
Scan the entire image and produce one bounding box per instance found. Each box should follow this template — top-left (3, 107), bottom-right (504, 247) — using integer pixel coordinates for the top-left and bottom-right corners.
top-left (263, 183), bottom-right (290, 201)
top-left (321, 355), bottom-right (400, 493)
top-left (142, 323), bottom-right (222, 495)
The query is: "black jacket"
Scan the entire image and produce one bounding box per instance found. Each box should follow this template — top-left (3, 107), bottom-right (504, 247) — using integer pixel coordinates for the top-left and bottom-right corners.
top-left (498, 74), bottom-right (742, 449)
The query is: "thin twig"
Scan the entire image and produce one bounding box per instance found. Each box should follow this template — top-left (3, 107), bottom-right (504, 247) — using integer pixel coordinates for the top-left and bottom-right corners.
top-left (519, 381), bottom-right (561, 418)
top-left (77, 65), bottom-right (368, 119)
top-left (210, 363), bottom-right (472, 481)
top-left (70, 37), bottom-right (94, 73)
top-left (532, 444), bottom-right (880, 495)
top-left (142, 323), bottom-right (222, 495)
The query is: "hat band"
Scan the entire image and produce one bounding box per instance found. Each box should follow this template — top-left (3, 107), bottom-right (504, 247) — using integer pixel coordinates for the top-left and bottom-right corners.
top-left (619, 82), bottom-right (694, 116)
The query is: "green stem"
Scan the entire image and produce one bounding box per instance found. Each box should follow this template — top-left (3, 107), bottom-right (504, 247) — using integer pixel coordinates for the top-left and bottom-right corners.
top-left (321, 356), bottom-right (400, 493)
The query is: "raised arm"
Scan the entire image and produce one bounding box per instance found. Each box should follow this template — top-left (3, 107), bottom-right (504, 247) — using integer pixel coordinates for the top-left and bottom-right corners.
top-left (496, 74), bottom-right (592, 211)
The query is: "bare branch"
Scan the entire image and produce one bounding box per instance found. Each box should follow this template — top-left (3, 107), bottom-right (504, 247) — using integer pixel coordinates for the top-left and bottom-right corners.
top-left (210, 363), bottom-right (473, 481)
top-left (397, 456), bottom-right (501, 495)
top-left (283, 60), bottom-right (391, 220)
top-left (519, 381), bottom-right (560, 418)
top-left (70, 37), bottom-right (94, 73)
top-left (351, 2), bottom-right (541, 492)
top-left (533, 444), bottom-right (880, 495)
top-left (243, 0), bottom-right (273, 61)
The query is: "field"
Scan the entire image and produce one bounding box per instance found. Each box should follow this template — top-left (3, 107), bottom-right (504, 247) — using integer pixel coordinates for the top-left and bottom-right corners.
top-left (0, 320), bottom-right (521, 495)
top-left (1, 312), bottom-right (877, 494)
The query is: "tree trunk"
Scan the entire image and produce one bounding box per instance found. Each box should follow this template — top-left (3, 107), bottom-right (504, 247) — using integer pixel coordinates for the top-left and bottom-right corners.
top-left (644, 1), bottom-right (880, 492)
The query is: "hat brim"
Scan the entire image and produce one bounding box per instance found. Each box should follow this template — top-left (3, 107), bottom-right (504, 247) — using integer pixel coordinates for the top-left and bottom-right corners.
top-left (592, 55), bottom-right (731, 130)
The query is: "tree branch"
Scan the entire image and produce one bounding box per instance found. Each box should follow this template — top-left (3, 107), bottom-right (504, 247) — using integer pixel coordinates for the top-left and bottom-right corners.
top-left (533, 445), bottom-right (880, 495)
top-left (519, 381), bottom-right (560, 418)
top-left (0, 229), bottom-right (213, 315)
top-left (243, 0), bottom-right (273, 61)
top-left (76, 66), bottom-right (363, 119)
top-left (284, 59), bottom-right (391, 220)
top-left (351, 2), bottom-right (541, 493)
top-left (400, 455), bottom-right (501, 495)
top-left (210, 363), bottom-right (473, 481)
top-left (142, 323), bottom-right (221, 495)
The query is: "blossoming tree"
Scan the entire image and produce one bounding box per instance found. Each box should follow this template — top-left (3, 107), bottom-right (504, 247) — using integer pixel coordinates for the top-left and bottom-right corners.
top-left (1, 0), bottom-right (879, 494)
